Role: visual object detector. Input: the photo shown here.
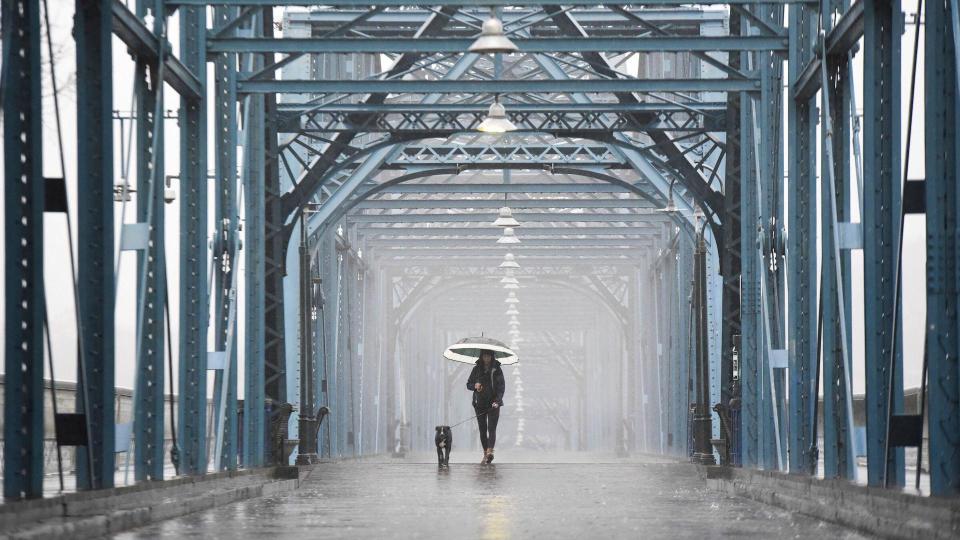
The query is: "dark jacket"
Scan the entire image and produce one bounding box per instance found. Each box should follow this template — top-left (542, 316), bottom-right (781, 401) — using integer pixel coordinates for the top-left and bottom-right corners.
top-left (466, 359), bottom-right (505, 409)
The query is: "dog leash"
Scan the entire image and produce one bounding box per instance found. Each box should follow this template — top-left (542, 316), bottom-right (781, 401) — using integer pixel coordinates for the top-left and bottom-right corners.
top-left (448, 405), bottom-right (503, 429)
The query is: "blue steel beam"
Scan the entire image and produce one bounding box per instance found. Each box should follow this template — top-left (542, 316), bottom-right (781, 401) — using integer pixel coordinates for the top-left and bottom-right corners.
top-left (278, 103), bottom-right (727, 114)
top-left (354, 199), bottom-right (656, 210)
top-left (792, 0), bottom-right (863, 100)
top-left (133, 0), bottom-right (166, 482)
top-left (925, 0), bottom-right (960, 497)
top-left (111, 0), bottom-right (201, 99)
top-left (820, 0), bottom-right (855, 481)
top-left (381, 183), bottom-right (627, 194)
top-left (75, 0), bottom-right (116, 490)
top-left (243, 35), bottom-right (267, 467)
top-left (178, 5), bottom-right (208, 476)
top-left (738, 66), bottom-right (759, 468)
top-left (238, 78), bottom-right (760, 94)
top-left (168, 0), bottom-right (818, 5)
top-left (862, 0), bottom-right (904, 487)
top-left (2, 0), bottom-right (45, 500)
top-left (349, 214), bottom-right (665, 224)
top-left (212, 5), bottom-right (240, 471)
top-left (209, 36), bottom-right (788, 53)
top-left (786, 2), bottom-right (818, 475)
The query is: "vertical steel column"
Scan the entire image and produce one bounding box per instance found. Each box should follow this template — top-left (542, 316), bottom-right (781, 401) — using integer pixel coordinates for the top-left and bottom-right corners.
top-left (739, 81), bottom-right (760, 468)
top-left (863, 0), bottom-right (904, 487)
top-left (262, 8), bottom-right (288, 407)
top-left (243, 70), bottom-right (267, 467)
top-left (75, 0), bottom-right (115, 489)
top-left (925, 0), bottom-right (960, 496)
top-left (821, 10), bottom-right (855, 479)
top-left (721, 14), bottom-right (743, 463)
top-left (756, 6), bottom-right (787, 469)
top-left (787, 2), bottom-right (818, 475)
top-left (213, 6), bottom-right (239, 471)
top-left (133, 0), bottom-right (166, 482)
top-left (2, 0), bottom-right (45, 500)
top-left (178, 5), bottom-right (208, 476)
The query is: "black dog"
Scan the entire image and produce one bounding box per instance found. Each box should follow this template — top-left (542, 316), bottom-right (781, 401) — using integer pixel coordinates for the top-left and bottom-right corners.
top-left (435, 425), bottom-right (452, 466)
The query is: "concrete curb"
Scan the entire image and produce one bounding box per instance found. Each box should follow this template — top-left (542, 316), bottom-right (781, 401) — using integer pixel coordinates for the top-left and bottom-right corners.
top-left (701, 465), bottom-right (960, 539)
top-left (0, 467), bottom-right (308, 539)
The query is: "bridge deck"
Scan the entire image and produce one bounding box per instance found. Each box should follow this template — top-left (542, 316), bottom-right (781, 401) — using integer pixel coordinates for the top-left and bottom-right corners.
top-left (112, 453), bottom-right (866, 539)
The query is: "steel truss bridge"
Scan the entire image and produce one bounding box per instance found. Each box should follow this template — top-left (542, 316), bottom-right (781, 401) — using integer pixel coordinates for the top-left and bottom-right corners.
top-left (3, 0), bottom-right (960, 509)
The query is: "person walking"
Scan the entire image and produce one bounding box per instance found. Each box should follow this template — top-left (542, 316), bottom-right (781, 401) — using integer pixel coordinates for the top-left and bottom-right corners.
top-left (466, 349), bottom-right (506, 464)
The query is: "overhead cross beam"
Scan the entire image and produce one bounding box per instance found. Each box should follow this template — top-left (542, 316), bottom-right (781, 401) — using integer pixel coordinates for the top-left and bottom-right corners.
top-left (211, 35), bottom-right (787, 54)
top-left (238, 78), bottom-right (760, 94)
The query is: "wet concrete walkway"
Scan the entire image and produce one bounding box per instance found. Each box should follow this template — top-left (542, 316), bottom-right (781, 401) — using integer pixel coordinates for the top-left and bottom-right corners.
top-left (114, 453), bottom-right (866, 539)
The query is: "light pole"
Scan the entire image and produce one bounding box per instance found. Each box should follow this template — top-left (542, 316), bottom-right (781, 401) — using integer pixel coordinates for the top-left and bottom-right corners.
top-left (296, 206), bottom-right (320, 465)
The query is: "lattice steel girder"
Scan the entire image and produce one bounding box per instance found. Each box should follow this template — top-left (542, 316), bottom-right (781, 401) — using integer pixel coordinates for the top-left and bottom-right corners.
top-left (348, 213), bottom-right (667, 223)
top-left (75, 0), bottom-right (116, 490)
top-left (361, 226), bottom-right (659, 236)
top-left (384, 143), bottom-right (629, 167)
top-left (168, 0), bottom-right (818, 6)
top-left (111, 0), bottom-right (201, 99)
top-left (367, 238), bottom-right (652, 248)
top-left (279, 103), bottom-right (727, 114)
top-left (3, 0), bottom-right (45, 500)
top-left (792, 0), bottom-right (863, 100)
top-left (178, 5), bottom-right (209, 476)
top-left (374, 250), bottom-right (646, 259)
top-left (381, 183), bottom-right (629, 194)
top-left (243, 76), bottom-right (267, 468)
top-left (211, 35), bottom-right (787, 54)
top-left (282, 111), bottom-right (723, 134)
top-left (238, 78), bottom-right (760, 94)
top-left (355, 199), bottom-right (655, 210)
top-left (287, 7), bottom-right (727, 26)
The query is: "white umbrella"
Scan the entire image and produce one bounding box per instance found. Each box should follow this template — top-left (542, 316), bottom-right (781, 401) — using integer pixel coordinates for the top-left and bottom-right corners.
top-left (443, 336), bottom-right (519, 365)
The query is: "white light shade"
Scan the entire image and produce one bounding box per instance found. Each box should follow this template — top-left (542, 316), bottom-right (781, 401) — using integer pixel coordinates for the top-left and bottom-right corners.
top-left (508, 316), bottom-right (520, 325)
top-left (503, 283), bottom-right (519, 289)
top-left (500, 275), bottom-right (519, 285)
top-left (493, 206), bottom-right (520, 227)
top-left (505, 296), bottom-right (520, 304)
top-left (477, 100), bottom-right (517, 133)
top-left (468, 13), bottom-right (519, 54)
top-left (497, 227), bottom-right (520, 244)
top-left (500, 252), bottom-right (520, 268)
top-left (506, 307), bottom-right (519, 316)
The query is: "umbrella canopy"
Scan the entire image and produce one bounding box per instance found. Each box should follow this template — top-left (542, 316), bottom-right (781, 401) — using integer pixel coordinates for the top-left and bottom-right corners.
top-left (443, 336), bottom-right (519, 365)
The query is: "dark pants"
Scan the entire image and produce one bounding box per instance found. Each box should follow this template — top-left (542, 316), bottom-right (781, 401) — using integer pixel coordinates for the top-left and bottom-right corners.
top-left (476, 406), bottom-right (500, 450)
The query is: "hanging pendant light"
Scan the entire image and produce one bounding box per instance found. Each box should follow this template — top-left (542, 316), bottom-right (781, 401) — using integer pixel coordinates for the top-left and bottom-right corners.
top-left (506, 306), bottom-right (520, 316)
top-left (500, 252), bottom-right (520, 269)
top-left (505, 292), bottom-right (520, 304)
top-left (500, 275), bottom-right (519, 285)
top-left (468, 9), bottom-right (519, 54)
top-left (508, 316), bottom-right (520, 325)
top-left (493, 206), bottom-right (520, 227)
top-left (497, 227), bottom-right (520, 244)
top-left (478, 96), bottom-right (517, 134)
top-left (503, 282), bottom-right (520, 289)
